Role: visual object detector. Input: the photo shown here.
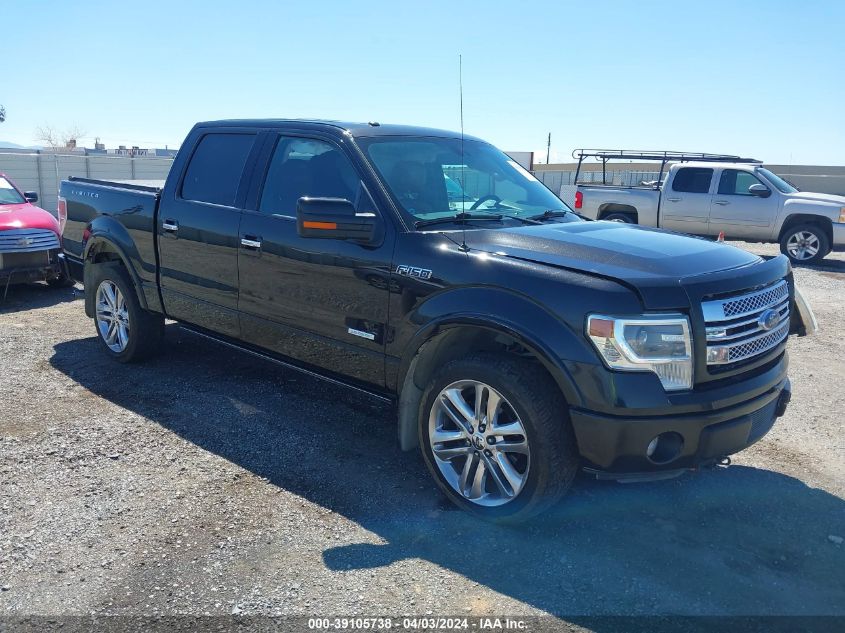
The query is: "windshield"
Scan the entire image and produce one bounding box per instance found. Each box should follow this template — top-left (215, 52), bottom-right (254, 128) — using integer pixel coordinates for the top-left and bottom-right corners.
top-left (757, 168), bottom-right (798, 194)
top-left (0, 177), bottom-right (26, 205)
top-left (358, 136), bottom-right (572, 225)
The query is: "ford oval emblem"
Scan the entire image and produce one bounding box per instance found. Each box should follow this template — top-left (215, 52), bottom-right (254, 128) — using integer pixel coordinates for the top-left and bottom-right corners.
top-left (757, 308), bottom-right (779, 331)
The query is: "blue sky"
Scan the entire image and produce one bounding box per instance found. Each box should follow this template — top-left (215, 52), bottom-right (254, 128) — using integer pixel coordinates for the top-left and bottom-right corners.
top-left (3, 0), bottom-right (844, 164)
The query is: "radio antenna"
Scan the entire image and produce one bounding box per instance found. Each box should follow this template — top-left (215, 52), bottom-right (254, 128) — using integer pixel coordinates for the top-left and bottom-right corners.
top-left (459, 54), bottom-right (468, 252)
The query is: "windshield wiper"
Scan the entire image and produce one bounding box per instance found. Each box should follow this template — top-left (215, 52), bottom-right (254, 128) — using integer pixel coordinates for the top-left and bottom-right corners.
top-left (414, 212), bottom-right (544, 229)
top-left (414, 212), bottom-right (504, 229)
top-left (528, 208), bottom-right (592, 221)
top-left (528, 209), bottom-right (572, 220)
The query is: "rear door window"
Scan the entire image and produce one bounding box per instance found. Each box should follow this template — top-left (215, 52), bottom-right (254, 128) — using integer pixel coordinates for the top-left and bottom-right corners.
top-left (181, 133), bottom-right (256, 207)
top-left (671, 167), bottom-right (713, 194)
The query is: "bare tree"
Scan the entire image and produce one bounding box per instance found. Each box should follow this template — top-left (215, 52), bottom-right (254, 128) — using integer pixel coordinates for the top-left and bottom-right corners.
top-left (62, 125), bottom-right (86, 148)
top-left (35, 124), bottom-right (87, 149)
top-left (0, 105), bottom-right (6, 123)
top-left (35, 125), bottom-right (61, 149)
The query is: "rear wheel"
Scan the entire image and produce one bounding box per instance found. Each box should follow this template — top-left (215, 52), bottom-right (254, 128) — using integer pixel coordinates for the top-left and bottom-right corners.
top-left (602, 212), bottom-right (635, 223)
top-left (419, 353), bottom-right (579, 522)
top-left (780, 224), bottom-right (829, 264)
top-left (88, 262), bottom-right (163, 362)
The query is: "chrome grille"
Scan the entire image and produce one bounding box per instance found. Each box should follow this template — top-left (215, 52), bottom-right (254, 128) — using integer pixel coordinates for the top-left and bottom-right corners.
top-left (0, 228), bottom-right (60, 253)
top-left (726, 321), bottom-right (790, 362)
top-left (703, 280), bottom-right (789, 321)
top-left (702, 280), bottom-right (790, 367)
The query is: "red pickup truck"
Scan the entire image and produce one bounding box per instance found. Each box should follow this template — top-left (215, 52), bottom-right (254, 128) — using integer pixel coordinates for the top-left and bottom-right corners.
top-left (0, 173), bottom-right (71, 291)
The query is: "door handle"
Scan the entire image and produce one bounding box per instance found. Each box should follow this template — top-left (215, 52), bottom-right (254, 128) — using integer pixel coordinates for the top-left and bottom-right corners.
top-left (240, 237), bottom-right (262, 249)
top-left (666, 197), bottom-right (681, 202)
top-left (162, 220), bottom-right (179, 232)
top-left (713, 200), bottom-right (730, 206)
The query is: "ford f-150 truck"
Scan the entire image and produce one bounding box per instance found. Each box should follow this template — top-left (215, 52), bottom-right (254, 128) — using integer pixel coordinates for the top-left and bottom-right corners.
top-left (572, 150), bottom-right (845, 264)
top-left (60, 121), bottom-right (815, 521)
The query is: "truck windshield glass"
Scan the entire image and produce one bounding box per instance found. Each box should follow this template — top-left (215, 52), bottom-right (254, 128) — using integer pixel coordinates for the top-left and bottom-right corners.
top-left (359, 137), bottom-right (571, 224)
top-left (757, 168), bottom-right (798, 193)
top-left (0, 177), bottom-right (26, 204)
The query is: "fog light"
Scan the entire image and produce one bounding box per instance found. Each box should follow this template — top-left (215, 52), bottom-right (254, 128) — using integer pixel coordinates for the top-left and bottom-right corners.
top-left (645, 432), bottom-right (684, 464)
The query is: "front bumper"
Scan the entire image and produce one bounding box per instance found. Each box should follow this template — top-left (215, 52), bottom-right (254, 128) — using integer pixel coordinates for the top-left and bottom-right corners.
top-left (570, 373), bottom-right (791, 475)
top-left (0, 248), bottom-right (64, 284)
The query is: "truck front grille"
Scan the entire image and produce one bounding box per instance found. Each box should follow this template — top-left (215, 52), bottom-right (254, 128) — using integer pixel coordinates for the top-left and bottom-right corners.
top-left (702, 280), bottom-right (790, 367)
top-left (0, 228), bottom-right (60, 253)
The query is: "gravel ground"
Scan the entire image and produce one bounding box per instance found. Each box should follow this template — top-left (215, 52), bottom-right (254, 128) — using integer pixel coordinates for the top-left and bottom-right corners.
top-left (0, 242), bottom-right (843, 622)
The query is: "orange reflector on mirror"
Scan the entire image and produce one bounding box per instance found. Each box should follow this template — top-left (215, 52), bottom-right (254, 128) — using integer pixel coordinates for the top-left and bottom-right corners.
top-left (303, 221), bottom-right (337, 230)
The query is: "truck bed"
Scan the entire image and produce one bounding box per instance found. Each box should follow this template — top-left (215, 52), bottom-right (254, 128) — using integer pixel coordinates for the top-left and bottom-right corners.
top-left (60, 177), bottom-right (162, 294)
top-left (66, 177), bottom-right (166, 193)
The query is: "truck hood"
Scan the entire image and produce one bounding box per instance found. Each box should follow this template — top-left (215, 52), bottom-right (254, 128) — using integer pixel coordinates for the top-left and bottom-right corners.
top-left (463, 221), bottom-right (764, 309)
top-left (784, 191), bottom-right (845, 206)
top-left (0, 202), bottom-right (60, 233)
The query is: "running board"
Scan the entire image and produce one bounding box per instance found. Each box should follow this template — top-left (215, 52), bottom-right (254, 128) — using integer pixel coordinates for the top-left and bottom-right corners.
top-left (179, 325), bottom-right (394, 403)
top-left (582, 467), bottom-right (687, 483)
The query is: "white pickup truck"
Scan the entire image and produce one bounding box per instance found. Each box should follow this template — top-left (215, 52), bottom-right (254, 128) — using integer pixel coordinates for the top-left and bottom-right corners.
top-left (573, 150), bottom-right (845, 264)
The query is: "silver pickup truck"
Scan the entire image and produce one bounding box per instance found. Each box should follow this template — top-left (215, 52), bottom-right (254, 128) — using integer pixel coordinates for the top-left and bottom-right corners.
top-left (573, 150), bottom-right (845, 264)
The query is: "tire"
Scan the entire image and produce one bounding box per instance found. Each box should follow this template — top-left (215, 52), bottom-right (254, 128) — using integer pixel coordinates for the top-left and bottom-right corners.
top-left (602, 212), bottom-right (635, 223)
top-left (418, 353), bottom-right (579, 522)
top-left (780, 224), bottom-right (829, 264)
top-left (87, 262), bottom-right (164, 363)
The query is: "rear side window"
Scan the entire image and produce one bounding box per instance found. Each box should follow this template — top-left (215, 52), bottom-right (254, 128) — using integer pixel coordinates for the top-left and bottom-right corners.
top-left (181, 133), bottom-right (255, 206)
top-left (718, 169), bottom-right (766, 195)
top-left (672, 167), bottom-right (713, 194)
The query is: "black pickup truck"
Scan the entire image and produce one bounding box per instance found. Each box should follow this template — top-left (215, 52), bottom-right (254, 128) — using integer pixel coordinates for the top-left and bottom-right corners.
top-left (59, 119), bottom-right (815, 521)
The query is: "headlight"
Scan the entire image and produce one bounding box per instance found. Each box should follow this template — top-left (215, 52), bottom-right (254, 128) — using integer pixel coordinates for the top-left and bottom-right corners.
top-left (586, 314), bottom-right (693, 391)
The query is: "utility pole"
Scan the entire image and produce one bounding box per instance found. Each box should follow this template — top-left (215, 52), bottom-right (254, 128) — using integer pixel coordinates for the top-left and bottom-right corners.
top-left (546, 133), bottom-right (551, 164)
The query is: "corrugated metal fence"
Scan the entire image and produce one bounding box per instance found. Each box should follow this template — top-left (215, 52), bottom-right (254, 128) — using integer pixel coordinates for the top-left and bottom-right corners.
top-left (0, 152), bottom-right (174, 216)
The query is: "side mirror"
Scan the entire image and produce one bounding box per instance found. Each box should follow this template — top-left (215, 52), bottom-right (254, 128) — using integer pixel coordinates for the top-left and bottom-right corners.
top-left (748, 183), bottom-right (771, 198)
top-left (296, 197), bottom-right (378, 242)
top-left (24, 191), bottom-right (39, 203)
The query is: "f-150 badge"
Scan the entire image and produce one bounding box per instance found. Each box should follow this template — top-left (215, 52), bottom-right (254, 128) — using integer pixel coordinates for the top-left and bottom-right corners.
top-left (395, 265), bottom-right (432, 280)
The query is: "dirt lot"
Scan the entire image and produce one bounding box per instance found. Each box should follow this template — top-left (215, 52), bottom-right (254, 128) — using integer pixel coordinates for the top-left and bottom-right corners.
top-left (1, 242), bottom-right (843, 622)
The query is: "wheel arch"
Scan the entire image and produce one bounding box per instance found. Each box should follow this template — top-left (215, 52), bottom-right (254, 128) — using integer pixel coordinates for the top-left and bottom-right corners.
top-left (82, 235), bottom-right (148, 317)
top-left (598, 203), bottom-right (638, 222)
top-left (777, 213), bottom-right (833, 245)
top-left (396, 316), bottom-right (584, 451)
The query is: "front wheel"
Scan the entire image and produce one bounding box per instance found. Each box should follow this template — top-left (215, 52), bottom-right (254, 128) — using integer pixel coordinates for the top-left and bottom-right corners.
top-left (419, 353), bottom-right (579, 522)
top-left (780, 224), bottom-right (829, 264)
top-left (88, 262), bottom-right (164, 362)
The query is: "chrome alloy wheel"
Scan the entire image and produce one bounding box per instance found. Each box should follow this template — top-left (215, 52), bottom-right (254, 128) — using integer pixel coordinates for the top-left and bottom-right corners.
top-left (786, 230), bottom-right (820, 261)
top-left (95, 280), bottom-right (130, 353)
top-left (428, 380), bottom-right (530, 507)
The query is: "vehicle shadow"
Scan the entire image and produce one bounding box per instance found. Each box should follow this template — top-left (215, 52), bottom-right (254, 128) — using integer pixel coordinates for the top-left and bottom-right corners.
top-left (0, 282), bottom-right (81, 314)
top-left (49, 327), bottom-right (845, 618)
